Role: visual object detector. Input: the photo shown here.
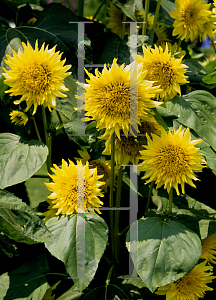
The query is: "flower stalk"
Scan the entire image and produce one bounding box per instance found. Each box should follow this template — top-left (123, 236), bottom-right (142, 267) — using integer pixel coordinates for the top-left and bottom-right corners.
top-left (42, 106), bottom-right (52, 175)
top-left (142, 0), bottom-right (150, 36)
top-left (32, 117), bottom-right (42, 142)
top-left (121, 13), bottom-right (127, 39)
top-left (109, 133), bottom-right (116, 261)
top-left (145, 181), bottom-right (154, 215)
top-left (114, 166), bottom-right (123, 263)
top-left (168, 187), bottom-right (173, 214)
top-left (151, 0), bottom-right (161, 45)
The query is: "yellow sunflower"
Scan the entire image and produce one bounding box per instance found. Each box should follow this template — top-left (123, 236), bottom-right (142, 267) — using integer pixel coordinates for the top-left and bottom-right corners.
top-left (136, 43), bottom-right (189, 101)
top-left (106, 2), bottom-right (131, 37)
top-left (77, 58), bottom-right (162, 139)
top-left (161, 42), bottom-right (186, 59)
top-left (198, 19), bottom-right (216, 41)
top-left (9, 110), bottom-right (28, 126)
top-left (102, 116), bottom-right (161, 166)
top-left (200, 233), bottom-right (216, 264)
top-left (45, 160), bottom-right (105, 216)
top-left (169, 0), bottom-right (211, 42)
top-left (155, 260), bottom-right (216, 300)
top-left (3, 40), bottom-right (71, 115)
top-left (155, 25), bottom-right (171, 46)
top-left (139, 126), bottom-right (206, 195)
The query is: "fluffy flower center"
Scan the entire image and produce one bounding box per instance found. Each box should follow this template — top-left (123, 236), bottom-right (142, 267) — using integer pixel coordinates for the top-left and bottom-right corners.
top-left (21, 61), bottom-right (52, 94)
top-left (157, 145), bottom-right (188, 176)
top-left (182, 6), bottom-right (199, 28)
top-left (148, 62), bottom-right (176, 87)
top-left (102, 83), bottom-right (129, 117)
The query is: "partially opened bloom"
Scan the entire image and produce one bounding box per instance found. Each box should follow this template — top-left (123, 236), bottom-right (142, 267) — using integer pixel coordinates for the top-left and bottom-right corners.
top-left (139, 126), bottom-right (206, 195)
top-left (155, 260), bottom-right (216, 300)
top-left (106, 2), bottom-right (131, 37)
top-left (77, 58), bottom-right (162, 139)
top-left (161, 42), bottom-right (186, 59)
top-left (3, 40), bottom-right (71, 114)
top-left (45, 160), bottom-right (105, 215)
top-left (102, 116), bottom-right (161, 166)
top-left (169, 0), bottom-right (211, 42)
top-left (201, 233), bottom-right (216, 264)
top-left (136, 43), bottom-right (189, 101)
top-left (9, 110), bottom-right (28, 126)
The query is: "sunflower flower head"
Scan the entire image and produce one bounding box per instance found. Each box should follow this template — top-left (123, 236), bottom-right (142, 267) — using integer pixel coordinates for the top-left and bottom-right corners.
top-left (139, 126), bottom-right (206, 195)
top-left (201, 233), bottom-right (216, 264)
top-left (77, 58), bottom-right (162, 139)
top-left (102, 116), bottom-right (161, 166)
top-left (169, 0), bottom-right (211, 42)
top-left (3, 40), bottom-right (71, 115)
top-left (155, 260), bottom-right (216, 300)
top-left (45, 160), bottom-right (105, 216)
top-left (136, 43), bottom-right (189, 101)
top-left (106, 2), bottom-right (131, 37)
top-left (9, 110), bottom-right (28, 126)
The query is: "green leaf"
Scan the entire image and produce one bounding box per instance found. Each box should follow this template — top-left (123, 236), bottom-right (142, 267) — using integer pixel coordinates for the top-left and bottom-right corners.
top-left (0, 253), bottom-right (50, 300)
top-left (151, 191), bottom-right (216, 239)
top-left (0, 4), bottom-right (92, 76)
top-left (161, 0), bottom-right (176, 13)
top-left (97, 33), bottom-right (130, 65)
top-left (184, 59), bottom-right (209, 83)
top-left (112, 0), bottom-right (136, 21)
top-left (56, 285), bottom-right (83, 300)
top-left (0, 133), bottom-right (48, 189)
top-left (165, 91), bottom-right (216, 151)
top-left (56, 75), bottom-right (77, 120)
top-left (45, 213), bottom-right (108, 292)
top-left (126, 217), bottom-right (202, 292)
top-left (0, 254), bottom-right (49, 300)
top-left (0, 233), bottom-right (18, 258)
top-left (0, 189), bottom-right (54, 244)
top-left (202, 71), bottom-right (216, 85)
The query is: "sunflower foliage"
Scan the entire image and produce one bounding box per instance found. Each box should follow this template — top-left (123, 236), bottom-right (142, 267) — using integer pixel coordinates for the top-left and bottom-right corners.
top-left (1, 0), bottom-right (216, 299)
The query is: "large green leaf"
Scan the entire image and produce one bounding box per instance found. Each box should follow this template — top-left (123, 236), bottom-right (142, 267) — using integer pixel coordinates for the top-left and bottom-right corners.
top-left (0, 133), bottom-right (48, 189)
top-left (151, 191), bottom-right (216, 239)
top-left (165, 91), bottom-right (216, 151)
top-left (45, 213), bottom-right (108, 292)
top-left (0, 189), bottom-right (54, 244)
top-left (0, 3), bottom-right (92, 77)
top-left (0, 254), bottom-right (50, 300)
top-left (126, 217), bottom-right (201, 292)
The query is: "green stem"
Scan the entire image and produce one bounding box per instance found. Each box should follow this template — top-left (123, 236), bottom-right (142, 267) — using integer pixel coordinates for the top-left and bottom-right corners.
top-left (114, 166), bottom-right (123, 264)
top-left (118, 225), bottom-right (129, 236)
top-left (105, 264), bottom-right (115, 286)
top-left (168, 188), bottom-right (173, 214)
top-left (121, 13), bottom-right (127, 39)
top-left (66, 0), bottom-right (72, 10)
top-left (211, 38), bottom-right (216, 55)
top-left (109, 133), bottom-right (115, 262)
top-left (151, 0), bottom-right (161, 46)
top-left (93, 0), bottom-right (106, 19)
top-left (142, 0), bottom-right (150, 36)
top-left (42, 106), bottom-right (52, 175)
top-left (145, 181), bottom-right (154, 215)
top-left (32, 117), bottom-right (42, 142)
top-left (77, 0), bottom-right (84, 17)
top-left (177, 38), bottom-right (182, 53)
